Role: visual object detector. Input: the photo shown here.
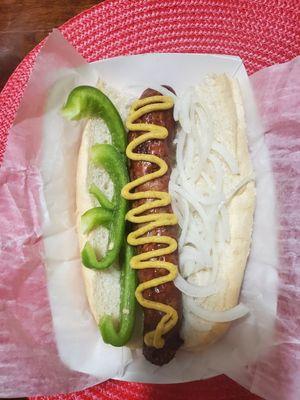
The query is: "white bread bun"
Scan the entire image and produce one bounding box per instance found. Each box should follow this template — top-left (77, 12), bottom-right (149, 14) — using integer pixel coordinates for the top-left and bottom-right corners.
top-left (76, 76), bottom-right (255, 351)
top-left (178, 75), bottom-right (255, 350)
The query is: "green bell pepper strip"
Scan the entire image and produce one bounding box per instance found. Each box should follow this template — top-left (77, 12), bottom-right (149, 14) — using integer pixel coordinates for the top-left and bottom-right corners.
top-left (89, 183), bottom-right (114, 211)
top-left (81, 207), bottom-right (113, 234)
top-left (61, 85), bottom-right (127, 153)
top-left (62, 86), bottom-right (137, 346)
top-left (99, 242), bottom-right (136, 346)
top-left (81, 143), bottom-right (128, 269)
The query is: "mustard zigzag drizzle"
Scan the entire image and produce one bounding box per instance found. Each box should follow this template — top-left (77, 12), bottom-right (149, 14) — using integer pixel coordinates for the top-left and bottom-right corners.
top-left (121, 95), bottom-right (179, 349)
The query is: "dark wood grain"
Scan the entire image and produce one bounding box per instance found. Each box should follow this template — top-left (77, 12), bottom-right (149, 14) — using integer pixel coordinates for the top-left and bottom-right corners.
top-left (0, 0), bottom-right (103, 90)
top-left (0, 1), bottom-right (104, 397)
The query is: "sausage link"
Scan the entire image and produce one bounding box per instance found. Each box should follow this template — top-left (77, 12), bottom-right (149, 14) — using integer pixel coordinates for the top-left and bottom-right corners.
top-left (128, 88), bottom-right (183, 365)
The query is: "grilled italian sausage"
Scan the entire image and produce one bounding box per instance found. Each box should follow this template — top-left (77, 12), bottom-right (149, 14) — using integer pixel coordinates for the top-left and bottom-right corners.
top-left (128, 88), bottom-right (183, 365)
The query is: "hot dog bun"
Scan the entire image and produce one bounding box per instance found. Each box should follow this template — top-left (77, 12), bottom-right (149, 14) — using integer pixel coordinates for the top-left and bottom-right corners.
top-left (76, 83), bottom-right (143, 348)
top-left (76, 76), bottom-right (255, 351)
top-left (180, 75), bottom-right (255, 349)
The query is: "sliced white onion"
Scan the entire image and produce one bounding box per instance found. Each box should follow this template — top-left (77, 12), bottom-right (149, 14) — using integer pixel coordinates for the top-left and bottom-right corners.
top-left (224, 174), bottom-right (255, 204)
top-left (175, 273), bottom-right (218, 298)
top-left (185, 181), bottom-right (222, 206)
top-left (181, 263), bottom-right (209, 279)
top-left (196, 105), bottom-right (215, 170)
top-left (170, 182), bottom-right (209, 227)
top-left (207, 154), bottom-right (224, 193)
top-left (180, 233), bottom-right (211, 267)
top-left (173, 96), bottom-right (181, 121)
top-left (184, 132), bottom-right (195, 176)
top-left (154, 85), bottom-right (177, 99)
top-left (170, 168), bottom-right (179, 185)
top-left (180, 245), bottom-right (208, 263)
top-left (212, 142), bottom-right (239, 174)
top-left (180, 245), bottom-right (211, 277)
top-left (200, 170), bottom-right (215, 188)
top-left (179, 200), bottom-right (190, 247)
top-left (175, 128), bottom-right (188, 183)
top-left (171, 190), bottom-right (190, 247)
top-left (168, 84), bottom-right (249, 324)
top-left (186, 297), bottom-right (249, 322)
top-left (178, 90), bottom-right (192, 133)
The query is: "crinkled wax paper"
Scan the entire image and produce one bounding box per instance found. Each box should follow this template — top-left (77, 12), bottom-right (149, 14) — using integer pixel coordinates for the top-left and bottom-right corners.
top-left (0, 29), bottom-right (299, 399)
top-left (0, 30), bottom-right (101, 397)
top-left (227, 56), bottom-right (300, 400)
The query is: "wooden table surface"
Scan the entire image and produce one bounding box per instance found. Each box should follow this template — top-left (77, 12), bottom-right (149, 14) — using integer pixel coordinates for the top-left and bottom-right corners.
top-left (0, 0), bottom-right (104, 91)
top-left (0, 1), bottom-right (104, 397)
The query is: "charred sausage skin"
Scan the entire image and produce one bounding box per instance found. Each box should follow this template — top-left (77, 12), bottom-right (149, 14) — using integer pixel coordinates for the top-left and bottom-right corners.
top-left (128, 88), bottom-right (183, 365)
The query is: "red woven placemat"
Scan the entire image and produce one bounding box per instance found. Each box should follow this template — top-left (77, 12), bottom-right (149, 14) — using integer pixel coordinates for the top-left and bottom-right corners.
top-left (1, 0), bottom-right (299, 164)
top-left (1, 0), bottom-right (299, 399)
top-left (30, 376), bottom-right (261, 400)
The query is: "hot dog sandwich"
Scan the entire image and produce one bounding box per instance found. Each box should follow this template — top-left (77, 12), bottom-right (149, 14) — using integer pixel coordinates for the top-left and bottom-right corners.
top-left (62, 74), bottom-right (255, 365)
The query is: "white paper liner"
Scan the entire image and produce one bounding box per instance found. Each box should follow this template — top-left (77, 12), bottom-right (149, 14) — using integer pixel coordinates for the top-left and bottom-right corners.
top-left (41, 39), bottom-right (277, 382)
top-left (3, 32), bottom-right (299, 400)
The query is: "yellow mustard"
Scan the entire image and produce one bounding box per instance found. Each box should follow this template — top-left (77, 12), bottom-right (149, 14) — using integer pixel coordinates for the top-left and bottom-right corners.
top-left (121, 95), bottom-right (179, 349)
